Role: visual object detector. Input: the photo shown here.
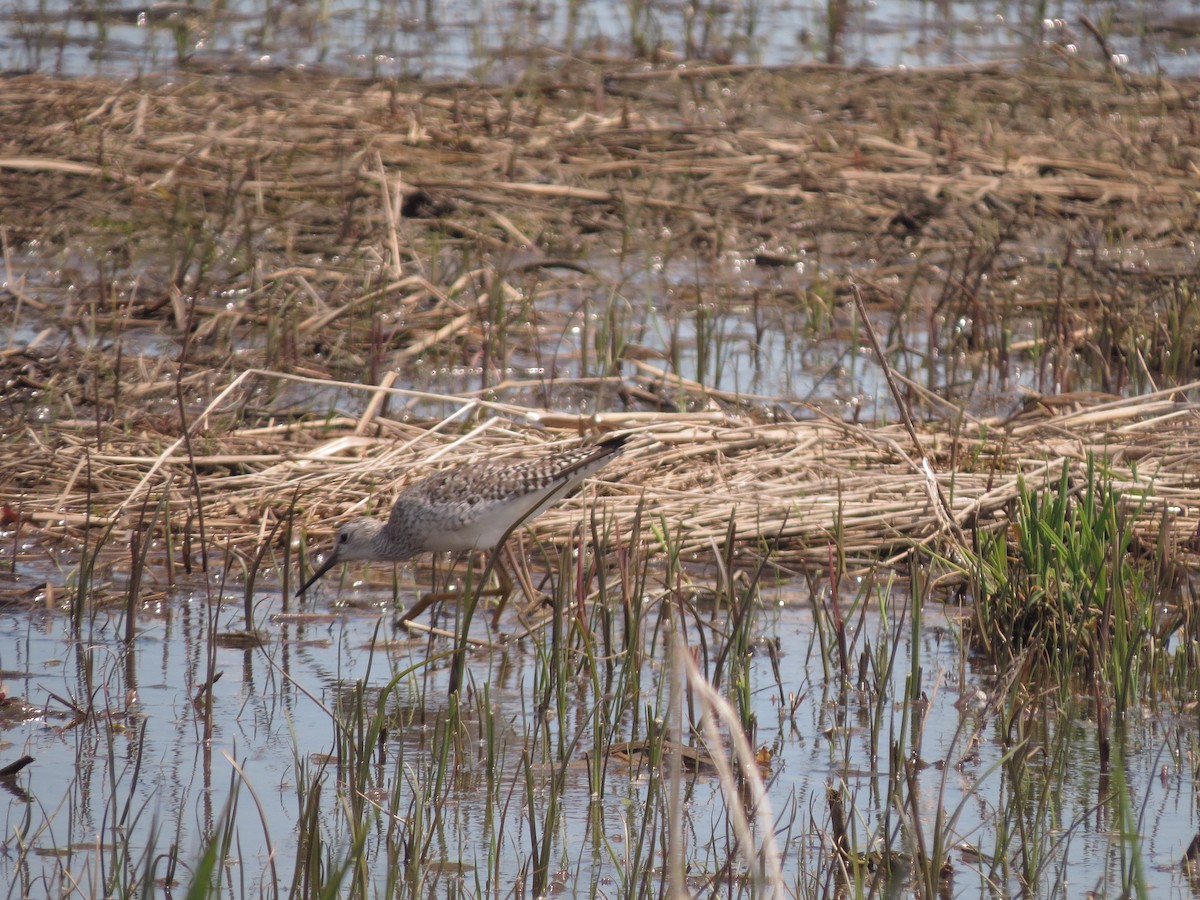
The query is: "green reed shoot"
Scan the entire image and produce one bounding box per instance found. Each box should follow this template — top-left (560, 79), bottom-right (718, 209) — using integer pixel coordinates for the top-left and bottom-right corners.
top-left (969, 455), bottom-right (1157, 696)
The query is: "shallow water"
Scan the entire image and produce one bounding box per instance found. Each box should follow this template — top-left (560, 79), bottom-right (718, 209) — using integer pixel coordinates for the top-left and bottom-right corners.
top-left (0, 238), bottom-right (1084, 425)
top-left (2, 539), bottom-right (1198, 896)
top-left (4, 0), bottom-right (1200, 78)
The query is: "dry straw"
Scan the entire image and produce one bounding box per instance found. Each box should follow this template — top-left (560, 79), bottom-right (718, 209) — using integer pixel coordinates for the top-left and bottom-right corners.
top-left (2, 67), bottom-right (1199, 573)
top-left (6, 365), bottom-right (1199, 568)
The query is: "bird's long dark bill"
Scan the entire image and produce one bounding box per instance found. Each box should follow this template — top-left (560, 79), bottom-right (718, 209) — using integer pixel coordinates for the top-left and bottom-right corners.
top-left (296, 553), bottom-right (339, 596)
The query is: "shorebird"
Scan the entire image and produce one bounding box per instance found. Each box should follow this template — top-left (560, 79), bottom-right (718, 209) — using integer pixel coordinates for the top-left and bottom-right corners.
top-left (296, 434), bottom-right (629, 600)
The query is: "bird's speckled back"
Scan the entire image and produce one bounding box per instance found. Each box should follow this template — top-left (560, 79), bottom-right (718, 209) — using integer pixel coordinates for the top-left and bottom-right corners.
top-left (383, 435), bottom-right (628, 554)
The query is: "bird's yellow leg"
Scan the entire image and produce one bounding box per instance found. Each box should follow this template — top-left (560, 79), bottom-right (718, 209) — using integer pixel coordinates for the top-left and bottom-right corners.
top-left (397, 552), bottom-right (511, 627)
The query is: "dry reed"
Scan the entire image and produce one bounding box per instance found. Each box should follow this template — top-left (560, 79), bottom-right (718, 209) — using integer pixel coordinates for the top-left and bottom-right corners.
top-left (2, 64), bottom-right (1199, 579)
top-left (3, 366), bottom-right (1198, 568)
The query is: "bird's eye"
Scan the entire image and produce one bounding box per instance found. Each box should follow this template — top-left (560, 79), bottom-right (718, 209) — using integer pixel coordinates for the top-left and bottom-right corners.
top-left (338, 532), bottom-right (348, 543)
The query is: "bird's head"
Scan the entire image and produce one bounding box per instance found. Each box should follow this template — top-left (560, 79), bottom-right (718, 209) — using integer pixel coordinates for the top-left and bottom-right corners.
top-left (296, 518), bottom-right (385, 596)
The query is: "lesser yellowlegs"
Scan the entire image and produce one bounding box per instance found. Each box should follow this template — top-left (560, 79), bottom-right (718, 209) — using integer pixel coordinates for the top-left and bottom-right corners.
top-left (297, 434), bottom-right (628, 597)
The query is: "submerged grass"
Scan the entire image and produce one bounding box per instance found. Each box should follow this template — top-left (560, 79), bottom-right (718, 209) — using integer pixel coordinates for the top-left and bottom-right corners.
top-left (967, 455), bottom-right (1166, 698)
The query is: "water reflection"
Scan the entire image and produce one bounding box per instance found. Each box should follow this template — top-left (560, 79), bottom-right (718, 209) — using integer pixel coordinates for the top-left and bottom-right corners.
top-left (4, 0), bottom-right (1200, 78)
top-left (0, 564), bottom-right (1196, 895)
